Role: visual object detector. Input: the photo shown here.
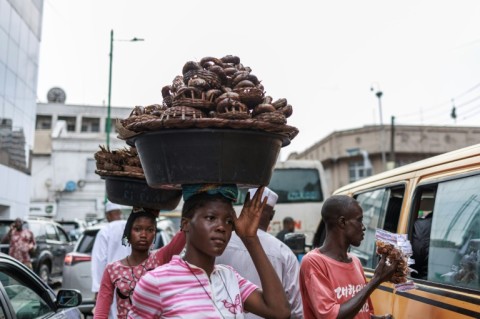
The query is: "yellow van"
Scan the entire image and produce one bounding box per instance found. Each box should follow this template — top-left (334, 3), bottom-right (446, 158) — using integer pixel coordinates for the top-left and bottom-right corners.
top-left (330, 143), bottom-right (480, 318)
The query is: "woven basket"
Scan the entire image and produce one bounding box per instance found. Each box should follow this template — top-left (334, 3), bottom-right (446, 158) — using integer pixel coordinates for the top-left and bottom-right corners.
top-left (124, 117), bottom-right (299, 141)
top-left (161, 106), bottom-right (206, 120)
top-left (254, 111), bottom-right (287, 125)
top-left (216, 111), bottom-right (251, 120)
top-left (183, 69), bottom-right (222, 90)
top-left (172, 98), bottom-right (214, 111)
top-left (233, 87), bottom-right (265, 109)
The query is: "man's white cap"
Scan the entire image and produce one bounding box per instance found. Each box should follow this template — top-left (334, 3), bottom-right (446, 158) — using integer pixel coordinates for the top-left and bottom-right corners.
top-left (248, 187), bottom-right (278, 207)
top-left (105, 201), bottom-right (123, 213)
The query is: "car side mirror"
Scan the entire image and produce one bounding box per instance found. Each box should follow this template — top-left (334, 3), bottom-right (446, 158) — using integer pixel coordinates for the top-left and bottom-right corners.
top-left (56, 289), bottom-right (82, 308)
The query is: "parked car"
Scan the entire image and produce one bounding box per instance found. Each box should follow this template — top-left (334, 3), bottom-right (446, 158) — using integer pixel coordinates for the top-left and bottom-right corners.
top-left (0, 217), bottom-right (76, 285)
top-left (56, 219), bottom-right (88, 241)
top-left (0, 252), bottom-right (82, 319)
top-left (62, 216), bottom-right (178, 316)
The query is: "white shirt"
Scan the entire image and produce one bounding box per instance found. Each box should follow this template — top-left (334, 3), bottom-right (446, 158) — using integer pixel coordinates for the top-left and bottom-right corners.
top-left (91, 220), bottom-right (131, 319)
top-left (216, 230), bottom-right (303, 319)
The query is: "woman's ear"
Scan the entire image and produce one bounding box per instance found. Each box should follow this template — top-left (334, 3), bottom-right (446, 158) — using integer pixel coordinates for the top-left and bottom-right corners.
top-left (181, 217), bottom-right (190, 232)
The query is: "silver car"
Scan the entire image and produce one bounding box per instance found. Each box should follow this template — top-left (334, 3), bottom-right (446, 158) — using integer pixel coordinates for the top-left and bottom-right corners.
top-left (0, 252), bottom-right (82, 319)
top-left (62, 216), bottom-right (177, 316)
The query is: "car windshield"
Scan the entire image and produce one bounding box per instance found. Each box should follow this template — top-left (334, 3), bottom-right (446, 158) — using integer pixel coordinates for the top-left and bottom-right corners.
top-left (26, 222), bottom-right (43, 238)
top-left (58, 223), bottom-right (76, 234)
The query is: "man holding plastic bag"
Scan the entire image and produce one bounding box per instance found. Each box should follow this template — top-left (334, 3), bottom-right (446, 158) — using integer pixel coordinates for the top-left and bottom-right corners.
top-left (299, 195), bottom-right (400, 319)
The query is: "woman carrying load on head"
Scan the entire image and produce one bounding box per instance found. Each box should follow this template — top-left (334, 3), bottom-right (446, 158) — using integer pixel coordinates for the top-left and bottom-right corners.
top-left (94, 208), bottom-right (186, 319)
top-left (128, 184), bottom-right (291, 319)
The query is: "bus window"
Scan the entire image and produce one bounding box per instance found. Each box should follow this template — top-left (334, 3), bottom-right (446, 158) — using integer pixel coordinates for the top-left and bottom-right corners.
top-left (349, 186), bottom-right (404, 268)
top-left (235, 160), bottom-right (329, 245)
top-left (428, 174), bottom-right (480, 291)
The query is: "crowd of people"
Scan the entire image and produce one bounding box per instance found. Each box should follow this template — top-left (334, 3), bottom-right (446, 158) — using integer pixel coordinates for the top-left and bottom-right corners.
top-left (2, 185), bottom-right (399, 318)
top-left (86, 186), bottom-right (397, 319)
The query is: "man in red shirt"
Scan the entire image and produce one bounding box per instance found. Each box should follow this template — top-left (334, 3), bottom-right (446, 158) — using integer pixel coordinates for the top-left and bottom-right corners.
top-left (1, 218), bottom-right (36, 269)
top-left (299, 195), bottom-right (396, 319)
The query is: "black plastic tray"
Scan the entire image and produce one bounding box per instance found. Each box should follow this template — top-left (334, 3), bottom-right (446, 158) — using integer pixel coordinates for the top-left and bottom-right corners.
top-left (104, 176), bottom-right (182, 210)
top-left (129, 129), bottom-right (288, 187)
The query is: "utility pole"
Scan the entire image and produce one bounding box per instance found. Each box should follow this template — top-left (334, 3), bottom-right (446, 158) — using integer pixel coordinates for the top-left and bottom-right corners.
top-left (371, 86), bottom-right (387, 171)
top-left (390, 116), bottom-right (395, 166)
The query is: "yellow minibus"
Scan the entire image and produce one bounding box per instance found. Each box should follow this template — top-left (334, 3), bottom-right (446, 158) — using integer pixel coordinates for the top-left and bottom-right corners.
top-left (329, 143), bottom-right (480, 318)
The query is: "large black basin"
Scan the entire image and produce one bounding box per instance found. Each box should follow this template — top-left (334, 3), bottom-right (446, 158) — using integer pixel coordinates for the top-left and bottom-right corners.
top-left (129, 129), bottom-right (289, 187)
top-left (105, 176), bottom-right (182, 210)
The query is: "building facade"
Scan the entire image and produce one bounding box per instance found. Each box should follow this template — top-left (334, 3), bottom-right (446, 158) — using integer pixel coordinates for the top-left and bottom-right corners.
top-left (288, 125), bottom-right (480, 192)
top-left (31, 96), bottom-right (132, 220)
top-left (0, 0), bottom-right (44, 218)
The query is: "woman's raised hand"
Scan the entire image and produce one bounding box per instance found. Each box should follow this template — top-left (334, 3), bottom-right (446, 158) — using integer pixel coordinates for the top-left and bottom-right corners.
top-left (233, 186), bottom-right (267, 239)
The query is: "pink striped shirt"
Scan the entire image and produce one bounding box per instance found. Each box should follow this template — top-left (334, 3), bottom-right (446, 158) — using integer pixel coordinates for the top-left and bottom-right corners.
top-left (128, 255), bottom-right (258, 319)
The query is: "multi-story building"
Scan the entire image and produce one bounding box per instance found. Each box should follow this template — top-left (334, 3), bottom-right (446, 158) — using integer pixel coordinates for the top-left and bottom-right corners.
top-left (288, 125), bottom-right (480, 192)
top-left (31, 90), bottom-right (132, 220)
top-left (0, 0), bottom-right (44, 218)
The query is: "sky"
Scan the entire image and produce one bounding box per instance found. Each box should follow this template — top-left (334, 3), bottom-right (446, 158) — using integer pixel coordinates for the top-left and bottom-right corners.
top-left (37, 0), bottom-right (480, 159)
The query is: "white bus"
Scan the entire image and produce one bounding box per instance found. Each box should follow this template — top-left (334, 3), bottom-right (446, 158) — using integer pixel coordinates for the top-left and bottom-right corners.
top-left (235, 160), bottom-right (330, 245)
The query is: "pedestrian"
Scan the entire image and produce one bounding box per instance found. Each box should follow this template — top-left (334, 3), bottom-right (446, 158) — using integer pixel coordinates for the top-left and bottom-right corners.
top-left (411, 210), bottom-right (433, 280)
top-left (91, 201), bottom-right (131, 319)
top-left (128, 184), bottom-right (290, 319)
top-left (299, 195), bottom-right (397, 319)
top-left (94, 208), bottom-right (186, 319)
top-left (1, 217), bottom-right (36, 269)
top-left (276, 216), bottom-right (295, 242)
top-left (216, 186), bottom-right (303, 318)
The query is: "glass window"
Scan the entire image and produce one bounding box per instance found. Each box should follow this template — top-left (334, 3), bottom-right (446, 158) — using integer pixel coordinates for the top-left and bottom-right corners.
top-left (56, 226), bottom-right (69, 242)
top-left (0, 0), bottom-right (11, 34)
top-left (6, 38), bottom-right (18, 72)
top-left (349, 160), bottom-right (372, 183)
top-left (5, 68), bottom-right (15, 103)
top-left (0, 267), bottom-right (53, 318)
top-left (57, 116), bottom-right (76, 132)
top-left (351, 189), bottom-right (389, 268)
top-left (0, 29), bottom-right (7, 64)
top-left (35, 115), bottom-right (52, 129)
top-left (26, 222), bottom-right (43, 240)
top-left (236, 168), bottom-right (323, 205)
top-left (86, 158), bottom-right (96, 180)
top-left (0, 61), bottom-right (5, 93)
top-left (8, 8), bottom-right (20, 44)
top-left (45, 224), bottom-right (58, 241)
top-left (81, 117), bottom-right (100, 132)
top-left (76, 231), bottom-right (97, 254)
top-left (428, 174), bottom-right (480, 291)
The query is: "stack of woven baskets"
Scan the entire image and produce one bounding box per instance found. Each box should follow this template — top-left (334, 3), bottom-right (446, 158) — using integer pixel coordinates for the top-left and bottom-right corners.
top-left (118, 55), bottom-right (298, 141)
top-left (94, 146), bottom-right (145, 179)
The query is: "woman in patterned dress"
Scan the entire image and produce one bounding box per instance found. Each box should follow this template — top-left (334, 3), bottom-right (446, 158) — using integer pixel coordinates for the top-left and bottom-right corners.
top-left (94, 208), bottom-right (186, 319)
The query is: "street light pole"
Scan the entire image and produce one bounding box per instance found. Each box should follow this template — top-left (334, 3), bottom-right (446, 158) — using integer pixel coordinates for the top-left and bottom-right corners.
top-left (371, 85), bottom-right (387, 171)
top-left (106, 29), bottom-right (114, 149)
top-left (105, 29), bottom-right (144, 149)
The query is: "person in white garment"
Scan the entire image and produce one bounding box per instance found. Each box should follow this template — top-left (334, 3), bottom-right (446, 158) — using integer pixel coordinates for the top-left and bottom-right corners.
top-left (91, 201), bottom-right (131, 318)
top-left (216, 187), bottom-right (303, 318)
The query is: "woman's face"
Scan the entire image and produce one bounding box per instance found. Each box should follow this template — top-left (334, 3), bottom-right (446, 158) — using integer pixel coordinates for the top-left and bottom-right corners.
top-left (129, 216), bottom-right (156, 251)
top-left (183, 200), bottom-right (235, 258)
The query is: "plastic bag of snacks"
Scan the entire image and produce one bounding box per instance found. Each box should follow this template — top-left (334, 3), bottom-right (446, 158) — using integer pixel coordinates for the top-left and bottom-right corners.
top-left (375, 229), bottom-right (416, 292)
